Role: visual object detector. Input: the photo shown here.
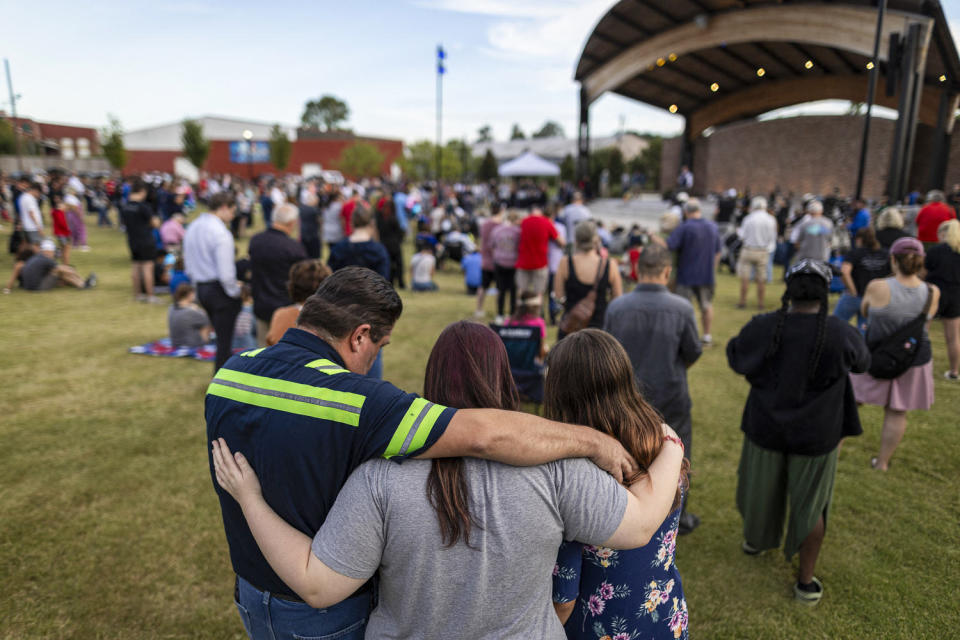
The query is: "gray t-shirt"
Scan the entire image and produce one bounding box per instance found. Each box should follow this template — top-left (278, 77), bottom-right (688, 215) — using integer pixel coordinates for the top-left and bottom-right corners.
top-left (790, 215), bottom-right (834, 262)
top-left (311, 457), bottom-right (627, 639)
top-left (21, 254), bottom-right (57, 290)
top-left (168, 305), bottom-right (210, 348)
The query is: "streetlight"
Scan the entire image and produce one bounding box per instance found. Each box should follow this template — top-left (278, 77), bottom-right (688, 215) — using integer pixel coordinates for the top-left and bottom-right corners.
top-left (242, 129), bottom-right (253, 181)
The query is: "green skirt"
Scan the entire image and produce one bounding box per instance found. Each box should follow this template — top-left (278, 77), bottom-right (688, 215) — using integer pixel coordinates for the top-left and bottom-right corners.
top-left (736, 437), bottom-right (839, 560)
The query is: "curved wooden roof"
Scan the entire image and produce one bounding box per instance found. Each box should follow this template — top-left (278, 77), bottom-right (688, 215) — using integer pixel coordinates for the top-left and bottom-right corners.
top-left (575, 0), bottom-right (960, 137)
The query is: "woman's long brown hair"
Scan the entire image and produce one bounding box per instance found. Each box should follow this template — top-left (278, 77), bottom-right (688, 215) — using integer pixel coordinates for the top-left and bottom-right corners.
top-left (544, 329), bottom-right (688, 510)
top-left (423, 321), bottom-right (520, 547)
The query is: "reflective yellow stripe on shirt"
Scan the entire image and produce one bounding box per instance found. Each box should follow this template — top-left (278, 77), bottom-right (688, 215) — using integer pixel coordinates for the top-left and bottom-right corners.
top-left (240, 348), bottom-right (266, 358)
top-left (383, 398), bottom-right (447, 459)
top-left (207, 368), bottom-right (365, 426)
top-left (304, 358), bottom-right (350, 375)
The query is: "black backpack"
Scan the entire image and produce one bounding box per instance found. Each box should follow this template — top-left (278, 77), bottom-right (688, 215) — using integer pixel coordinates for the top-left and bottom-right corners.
top-left (867, 285), bottom-right (933, 379)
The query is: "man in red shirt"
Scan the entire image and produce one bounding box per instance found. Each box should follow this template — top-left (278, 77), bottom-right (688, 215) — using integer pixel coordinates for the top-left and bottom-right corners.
top-left (515, 206), bottom-right (565, 296)
top-left (916, 190), bottom-right (957, 244)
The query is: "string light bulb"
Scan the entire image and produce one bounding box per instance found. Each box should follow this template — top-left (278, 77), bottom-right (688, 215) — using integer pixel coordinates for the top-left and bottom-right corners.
top-left (940, 74), bottom-right (947, 83)
top-left (710, 82), bottom-right (719, 92)
top-left (804, 60), bottom-right (814, 70)
top-left (866, 61), bottom-right (875, 70)
top-left (756, 67), bottom-right (766, 77)
top-left (669, 104), bottom-right (679, 113)
top-left (668, 53), bottom-right (677, 62)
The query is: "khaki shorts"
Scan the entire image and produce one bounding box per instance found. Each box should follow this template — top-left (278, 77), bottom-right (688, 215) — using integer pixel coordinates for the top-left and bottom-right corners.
top-left (515, 267), bottom-right (549, 295)
top-left (676, 284), bottom-right (714, 310)
top-left (737, 248), bottom-right (770, 280)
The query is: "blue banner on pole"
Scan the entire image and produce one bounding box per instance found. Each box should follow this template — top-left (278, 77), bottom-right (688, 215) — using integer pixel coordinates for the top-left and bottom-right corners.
top-left (229, 141), bottom-right (270, 164)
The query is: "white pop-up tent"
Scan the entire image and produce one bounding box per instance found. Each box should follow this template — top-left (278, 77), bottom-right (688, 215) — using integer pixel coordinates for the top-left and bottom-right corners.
top-left (498, 151), bottom-right (560, 177)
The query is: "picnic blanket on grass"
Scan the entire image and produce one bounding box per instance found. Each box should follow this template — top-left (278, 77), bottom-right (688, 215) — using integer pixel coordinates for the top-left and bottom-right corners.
top-left (129, 338), bottom-right (236, 362)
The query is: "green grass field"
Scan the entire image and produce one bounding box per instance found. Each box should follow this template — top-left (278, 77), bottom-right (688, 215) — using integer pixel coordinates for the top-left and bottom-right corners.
top-left (1, 213), bottom-right (958, 639)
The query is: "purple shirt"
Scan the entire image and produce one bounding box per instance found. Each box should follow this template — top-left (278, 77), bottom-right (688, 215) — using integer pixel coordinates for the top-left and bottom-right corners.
top-left (667, 218), bottom-right (721, 287)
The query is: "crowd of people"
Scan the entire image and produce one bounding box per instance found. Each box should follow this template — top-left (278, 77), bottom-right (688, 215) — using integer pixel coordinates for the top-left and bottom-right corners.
top-left (4, 165), bottom-right (959, 638)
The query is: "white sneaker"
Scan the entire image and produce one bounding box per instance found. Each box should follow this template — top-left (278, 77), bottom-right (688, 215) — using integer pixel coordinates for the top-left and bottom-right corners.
top-left (494, 315), bottom-right (505, 325)
top-left (701, 334), bottom-right (713, 345)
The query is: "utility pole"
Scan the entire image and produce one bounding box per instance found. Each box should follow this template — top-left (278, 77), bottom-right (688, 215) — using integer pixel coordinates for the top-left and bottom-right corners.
top-left (854, 0), bottom-right (886, 201)
top-left (4, 58), bottom-right (23, 172)
top-left (436, 44), bottom-right (445, 183)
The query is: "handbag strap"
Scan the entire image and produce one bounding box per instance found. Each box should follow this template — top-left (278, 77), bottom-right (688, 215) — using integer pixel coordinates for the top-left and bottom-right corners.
top-left (921, 284), bottom-right (934, 318)
top-left (590, 253), bottom-right (607, 293)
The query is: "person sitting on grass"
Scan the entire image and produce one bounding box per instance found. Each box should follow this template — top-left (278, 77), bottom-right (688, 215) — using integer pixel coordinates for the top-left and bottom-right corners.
top-left (726, 259), bottom-right (870, 605)
top-left (168, 283), bottom-right (212, 349)
top-left (505, 291), bottom-right (548, 362)
top-left (461, 247), bottom-right (482, 295)
top-left (410, 240), bottom-right (438, 292)
top-left (3, 239), bottom-right (96, 294)
top-left (266, 259), bottom-right (332, 347)
top-left (210, 320), bottom-right (684, 639)
top-left (232, 284), bottom-right (257, 351)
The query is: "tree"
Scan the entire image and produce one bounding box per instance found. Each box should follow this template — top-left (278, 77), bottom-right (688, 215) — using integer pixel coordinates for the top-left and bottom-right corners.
top-left (510, 124), bottom-right (526, 140)
top-left (476, 124), bottom-right (493, 143)
top-left (339, 142), bottom-right (384, 178)
top-left (301, 95), bottom-right (350, 131)
top-left (533, 120), bottom-right (565, 139)
top-left (559, 153), bottom-right (575, 182)
top-left (477, 149), bottom-right (498, 181)
top-left (398, 140), bottom-right (434, 181)
top-left (269, 124), bottom-right (292, 171)
top-left (181, 119), bottom-right (210, 170)
top-left (0, 118), bottom-right (16, 155)
top-left (99, 115), bottom-right (127, 169)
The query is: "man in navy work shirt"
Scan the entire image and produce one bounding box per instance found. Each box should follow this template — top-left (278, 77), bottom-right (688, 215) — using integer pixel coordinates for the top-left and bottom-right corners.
top-left (207, 266), bottom-right (637, 640)
top-left (665, 198), bottom-right (722, 344)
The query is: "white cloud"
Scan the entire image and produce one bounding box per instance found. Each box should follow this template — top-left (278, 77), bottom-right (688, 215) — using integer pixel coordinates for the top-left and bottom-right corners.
top-left (413, 0), bottom-right (582, 19)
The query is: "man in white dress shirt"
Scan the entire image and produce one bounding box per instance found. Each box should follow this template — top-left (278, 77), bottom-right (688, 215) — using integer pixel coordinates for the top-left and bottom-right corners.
top-left (184, 191), bottom-right (241, 371)
top-left (736, 196), bottom-right (779, 310)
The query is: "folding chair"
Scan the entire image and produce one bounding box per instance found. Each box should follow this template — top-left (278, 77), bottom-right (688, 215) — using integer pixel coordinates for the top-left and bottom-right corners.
top-left (490, 323), bottom-right (544, 406)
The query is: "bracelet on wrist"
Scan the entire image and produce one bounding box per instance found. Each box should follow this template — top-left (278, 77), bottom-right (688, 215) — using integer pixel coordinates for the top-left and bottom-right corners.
top-left (663, 434), bottom-right (684, 452)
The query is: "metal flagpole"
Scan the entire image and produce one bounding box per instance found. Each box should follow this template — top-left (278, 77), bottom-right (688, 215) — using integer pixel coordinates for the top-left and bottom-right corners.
top-left (436, 45), bottom-right (445, 183)
top-left (4, 58), bottom-right (23, 172)
top-left (854, 0), bottom-right (887, 201)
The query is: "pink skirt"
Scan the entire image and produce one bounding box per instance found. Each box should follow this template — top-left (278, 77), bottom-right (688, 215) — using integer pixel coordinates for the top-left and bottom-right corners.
top-left (850, 360), bottom-right (934, 411)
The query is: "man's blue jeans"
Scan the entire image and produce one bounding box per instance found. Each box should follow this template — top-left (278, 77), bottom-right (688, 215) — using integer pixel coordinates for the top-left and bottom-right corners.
top-left (833, 293), bottom-right (864, 332)
top-left (234, 575), bottom-right (369, 640)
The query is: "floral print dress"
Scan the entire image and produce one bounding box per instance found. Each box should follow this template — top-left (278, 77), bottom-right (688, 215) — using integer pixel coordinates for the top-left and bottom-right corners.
top-left (553, 506), bottom-right (688, 640)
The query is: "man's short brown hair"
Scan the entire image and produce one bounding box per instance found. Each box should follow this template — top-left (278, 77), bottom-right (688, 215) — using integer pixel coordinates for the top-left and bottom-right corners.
top-left (208, 191), bottom-right (236, 212)
top-left (298, 267), bottom-right (402, 342)
top-left (637, 243), bottom-right (671, 278)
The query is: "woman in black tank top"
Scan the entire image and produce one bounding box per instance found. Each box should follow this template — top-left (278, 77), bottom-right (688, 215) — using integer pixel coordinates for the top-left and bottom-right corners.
top-left (554, 221), bottom-right (622, 339)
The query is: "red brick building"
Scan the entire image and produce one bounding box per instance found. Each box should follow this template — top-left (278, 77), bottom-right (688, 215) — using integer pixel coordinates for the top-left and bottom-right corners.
top-left (124, 116), bottom-right (403, 177)
top-left (0, 112), bottom-right (100, 159)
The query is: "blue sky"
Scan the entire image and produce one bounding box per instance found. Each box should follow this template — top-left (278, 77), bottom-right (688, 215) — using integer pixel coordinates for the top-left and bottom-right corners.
top-left (2, 0), bottom-right (959, 143)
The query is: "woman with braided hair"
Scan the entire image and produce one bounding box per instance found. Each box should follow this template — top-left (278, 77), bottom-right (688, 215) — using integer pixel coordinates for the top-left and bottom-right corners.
top-left (726, 259), bottom-right (870, 605)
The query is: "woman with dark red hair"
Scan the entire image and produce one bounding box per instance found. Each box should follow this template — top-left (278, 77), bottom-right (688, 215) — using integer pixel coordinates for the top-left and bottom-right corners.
top-left (211, 321), bottom-right (684, 639)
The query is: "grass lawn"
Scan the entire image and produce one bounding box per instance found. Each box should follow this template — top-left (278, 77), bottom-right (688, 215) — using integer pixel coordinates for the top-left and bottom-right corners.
top-left (1, 213), bottom-right (958, 639)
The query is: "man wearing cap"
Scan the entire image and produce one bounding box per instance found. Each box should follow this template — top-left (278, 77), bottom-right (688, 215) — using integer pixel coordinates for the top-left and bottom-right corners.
top-left (4, 239), bottom-right (96, 293)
